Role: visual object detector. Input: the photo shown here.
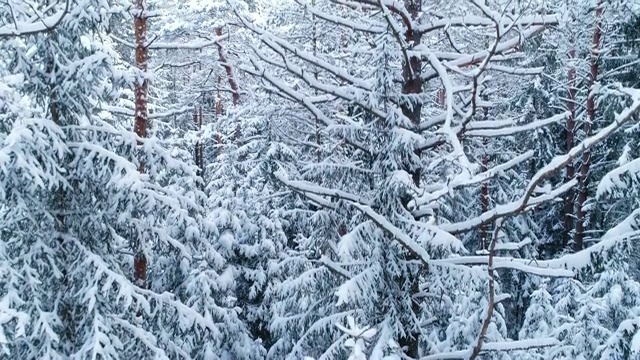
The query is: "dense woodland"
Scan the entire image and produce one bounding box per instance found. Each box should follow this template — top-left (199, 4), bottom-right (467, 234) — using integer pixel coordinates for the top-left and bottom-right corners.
top-left (1, 0), bottom-right (640, 359)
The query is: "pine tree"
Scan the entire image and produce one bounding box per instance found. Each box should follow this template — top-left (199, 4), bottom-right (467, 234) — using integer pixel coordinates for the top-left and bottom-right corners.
top-left (518, 282), bottom-right (558, 359)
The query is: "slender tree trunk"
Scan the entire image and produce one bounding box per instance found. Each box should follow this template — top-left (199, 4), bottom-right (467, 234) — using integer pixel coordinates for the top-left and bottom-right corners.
top-left (399, 1), bottom-right (422, 356)
top-left (133, 0), bottom-right (148, 289)
top-left (215, 74), bottom-right (223, 160)
top-left (402, 1), bottom-right (423, 186)
top-left (213, 27), bottom-right (240, 147)
top-left (575, 0), bottom-right (603, 251)
top-left (480, 108), bottom-right (489, 251)
top-left (215, 27), bottom-right (240, 107)
top-left (312, 1), bottom-right (322, 162)
top-left (50, 61), bottom-right (75, 344)
top-left (563, 46), bottom-right (577, 249)
top-left (194, 56), bottom-right (204, 186)
top-left (194, 106), bottom-right (204, 178)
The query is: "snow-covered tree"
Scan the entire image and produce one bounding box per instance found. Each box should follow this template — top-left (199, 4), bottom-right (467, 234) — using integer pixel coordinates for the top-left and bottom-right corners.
top-left (2, 0), bottom-right (640, 359)
top-left (518, 282), bottom-right (558, 359)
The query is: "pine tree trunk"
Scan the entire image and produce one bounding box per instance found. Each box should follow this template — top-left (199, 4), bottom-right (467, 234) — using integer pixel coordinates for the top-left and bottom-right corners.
top-left (133, 0), bottom-right (148, 289)
top-left (563, 47), bottom-right (577, 249)
top-left (480, 108), bottom-right (490, 251)
top-left (211, 28), bottom-right (240, 150)
top-left (195, 56), bottom-right (204, 186)
top-left (575, 0), bottom-right (603, 251)
top-left (215, 27), bottom-right (241, 141)
top-left (215, 74), bottom-right (223, 160)
top-left (311, 2), bottom-right (321, 162)
top-left (194, 107), bottom-right (204, 181)
top-left (402, 0), bottom-right (423, 186)
top-left (399, 1), bottom-right (422, 356)
top-left (50, 64), bottom-right (74, 344)
top-left (215, 28), bottom-right (240, 107)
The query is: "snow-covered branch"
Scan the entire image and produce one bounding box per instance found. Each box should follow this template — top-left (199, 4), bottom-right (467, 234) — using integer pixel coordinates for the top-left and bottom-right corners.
top-left (0, 0), bottom-right (69, 37)
top-left (444, 91), bottom-right (640, 234)
top-left (420, 338), bottom-right (559, 360)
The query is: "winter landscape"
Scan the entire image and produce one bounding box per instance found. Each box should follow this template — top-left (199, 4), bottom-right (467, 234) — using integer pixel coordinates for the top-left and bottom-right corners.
top-left (1, 0), bottom-right (640, 359)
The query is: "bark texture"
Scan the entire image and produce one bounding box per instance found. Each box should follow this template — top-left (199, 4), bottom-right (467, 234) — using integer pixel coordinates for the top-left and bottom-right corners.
top-left (133, 0), bottom-right (148, 289)
top-left (563, 46), bottom-right (577, 248)
top-left (575, 0), bottom-right (603, 251)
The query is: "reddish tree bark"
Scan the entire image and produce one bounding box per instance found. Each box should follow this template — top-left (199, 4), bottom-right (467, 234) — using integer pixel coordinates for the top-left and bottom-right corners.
top-left (133, 0), bottom-right (148, 289)
top-left (215, 27), bottom-right (240, 107)
top-left (213, 28), bottom-right (240, 144)
top-left (575, 0), bottom-right (603, 251)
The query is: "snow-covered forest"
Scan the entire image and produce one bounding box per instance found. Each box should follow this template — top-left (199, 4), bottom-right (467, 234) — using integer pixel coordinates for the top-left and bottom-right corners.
top-left (1, 0), bottom-right (640, 359)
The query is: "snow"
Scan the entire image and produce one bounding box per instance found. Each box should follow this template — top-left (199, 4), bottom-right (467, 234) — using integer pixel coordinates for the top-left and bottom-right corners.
top-left (632, 328), bottom-right (640, 354)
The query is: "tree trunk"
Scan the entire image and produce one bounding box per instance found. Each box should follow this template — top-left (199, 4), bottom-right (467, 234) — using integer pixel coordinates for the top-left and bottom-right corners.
top-left (563, 46), bottom-right (577, 249)
top-left (575, 0), bottom-right (603, 251)
top-left (480, 108), bottom-right (490, 251)
top-left (133, 0), bottom-right (148, 289)
top-left (402, 0), bottom-right (423, 187)
top-left (311, 1), bottom-right (321, 162)
top-left (194, 56), bottom-right (204, 186)
top-left (215, 27), bottom-right (240, 107)
top-left (213, 28), bottom-right (240, 147)
top-left (194, 107), bottom-right (204, 181)
top-left (49, 59), bottom-right (75, 343)
top-left (399, 1), bottom-right (422, 356)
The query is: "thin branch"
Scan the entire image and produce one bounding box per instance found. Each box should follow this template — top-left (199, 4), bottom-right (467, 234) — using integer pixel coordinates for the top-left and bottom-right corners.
top-left (469, 220), bottom-right (502, 360)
